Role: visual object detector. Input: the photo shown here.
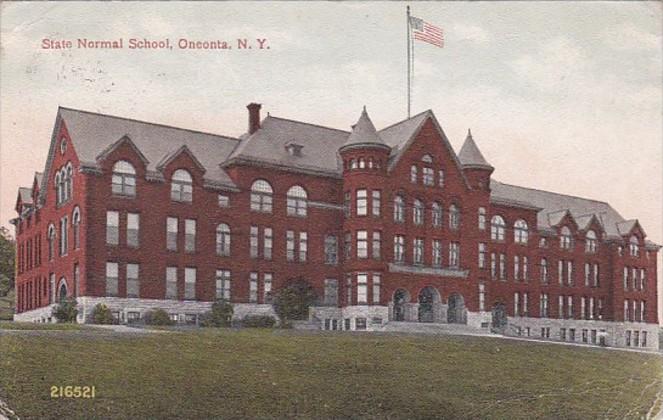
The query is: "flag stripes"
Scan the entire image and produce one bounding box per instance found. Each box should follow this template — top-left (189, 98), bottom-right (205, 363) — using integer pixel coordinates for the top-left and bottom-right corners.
top-left (410, 16), bottom-right (444, 48)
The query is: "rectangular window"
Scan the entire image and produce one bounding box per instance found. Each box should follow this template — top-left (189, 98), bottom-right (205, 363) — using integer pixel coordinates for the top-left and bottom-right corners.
top-left (356, 189), bottom-right (368, 216)
top-left (299, 232), bottom-right (308, 262)
top-left (413, 238), bottom-right (424, 265)
top-left (60, 217), bottom-right (68, 255)
top-left (540, 293), bottom-right (549, 318)
top-left (372, 273), bottom-right (381, 304)
top-left (325, 235), bottom-right (338, 265)
top-left (218, 194), bottom-right (230, 207)
top-left (514, 292), bottom-right (520, 316)
top-left (357, 273), bottom-right (368, 304)
top-left (632, 267), bottom-right (637, 290)
top-left (106, 211), bottom-right (119, 246)
top-left (499, 253), bottom-right (506, 280)
top-left (105, 262), bottom-right (118, 297)
top-left (491, 253), bottom-right (496, 279)
top-left (514, 256), bottom-right (520, 281)
top-left (449, 242), bottom-right (460, 268)
top-left (479, 283), bottom-right (485, 311)
top-left (249, 272), bottom-right (258, 303)
top-left (478, 207), bottom-right (486, 230)
top-left (324, 278), bottom-right (338, 305)
top-left (74, 263), bottom-right (80, 297)
top-left (438, 170), bottom-right (444, 187)
top-left (127, 213), bottom-right (139, 248)
top-left (344, 192), bottom-right (351, 216)
top-left (215, 270), bottom-right (231, 300)
top-left (569, 328), bottom-right (576, 341)
top-left (478, 243), bottom-right (487, 269)
top-left (264, 228), bottom-right (273, 261)
top-left (263, 273), bottom-right (273, 303)
top-left (126, 263), bottom-right (140, 298)
top-left (344, 232), bottom-right (352, 261)
top-left (623, 267), bottom-right (629, 290)
top-left (287, 230), bottom-right (295, 262)
top-left (642, 331), bottom-right (648, 347)
top-left (372, 231), bottom-right (381, 259)
top-left (558, 260), bottom-right (564, 285)
top-left (250, 226), bottom-right (259, 258)
top-left (357, 230), bottom-right (368, 259)
top-left (523, 292), bottom-right (528, 316)
top-left (184, 219), bottom-right (196, 253)
top-left (166, 267), bottom-right (177, 299)
top-left (394, 235), bottom-right (405, 263)
top-left (372, 190), bottom-right (381, 216)
top-left (580, 297), bottom-right (586, 320)
top-left (422, 167), bottom-right (434, 185)
top-left (432, 240), bottom-right (442, 267)
top-left (523, 256), bottom-right (528, 281)
top-left (584, 263), bottom-right (590, 286)
top-left (167, 217), bottom-right (178, 251)
top-left (567, 296), bottom-right (573, 319)
top-left (558, 295), bottom-right (564, 319)
top-left (346, 274), bottom-right (353, 305)
top-left (184, 267), bottom-right (196, 300)
top-left (355, 317), bottom-right (367, 330)
top-left (560, 328), bottom-right (567, 341)
top-left (567, 261), bottom-right (573, 285)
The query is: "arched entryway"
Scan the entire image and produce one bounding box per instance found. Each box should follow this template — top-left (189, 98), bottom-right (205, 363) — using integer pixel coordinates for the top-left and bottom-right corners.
top-left (392, 289), bottom-right (410, 321)
top-left (447, 293), bottom-right (467, 324)
top-left (491, 302), bottom-right (507, 332)
top-left (418, 286), bottom-right (441, 323)
top-left (58, 278), bottom-right (68, 302)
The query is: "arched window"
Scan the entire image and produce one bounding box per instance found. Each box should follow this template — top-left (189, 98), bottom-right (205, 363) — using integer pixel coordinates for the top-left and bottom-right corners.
top-left (514, 219), bottom-right (529, 244)
top-left (287, 185), bottom-right (308, 217)
top-left (350, 159), bottom-right (357, 169)
top-left (66, 163), bottom-right (73, 201)
top-left (410, 165), bottom-right (418, 183)
top-left (560, 226), bottom-right (572, 250)
top-left (358, 158), bottom-right (366, 169)
top-left (250, 179), bottom-right (273, 213)
top-left (171, 169), bottom-right (193, 202)
top-left (413, 199), bottom-right (424, 225)
top-left (629, 235), bottom-right (639, 257)
top-left (421, 154), bottom-right (433, 163)
top-left (47, 224), bottom-right (56, 260)
top-left (393, 195), bottom-right (405, 223)
top-left (72, 207), bottom-right (81, 249)
top-left (58, 278), bottom-right (67, 302)
top-left (216, 224), bottom-right (231, 256)
top-left (449, 204), bottom-right (460, 230)
top-left (491, 215), bottom-right (506, 241)
top-left (431, 202), bottom-right (442, 227)
top-left (540, 258), bottom-right (549, 283)
top-left (112, 160), bottom-right (136, 196)
top-left (55, 171), bottom-right (62, 205)
top-left (585, 230), bottom-right (597, 253)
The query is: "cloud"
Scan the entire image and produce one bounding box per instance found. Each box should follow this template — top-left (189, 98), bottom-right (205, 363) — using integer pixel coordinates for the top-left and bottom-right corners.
top-left (603, 22), bottom-right (661, 51)
top-left (451, 23), bottom-right (490, 45)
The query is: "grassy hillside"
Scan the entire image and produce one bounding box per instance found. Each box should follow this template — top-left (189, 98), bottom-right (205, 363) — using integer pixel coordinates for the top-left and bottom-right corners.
top-left (0, 288), bottom-right (14, 320)
top-left (0, 329), bottom-right (661, 419)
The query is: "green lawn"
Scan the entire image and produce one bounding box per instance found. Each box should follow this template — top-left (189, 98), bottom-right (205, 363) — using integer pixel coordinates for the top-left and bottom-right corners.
top-left (0, 321), bottom-right (92, 331)
top-left (0, 289), bottom-right (14, 320)
top-left (0, 329), bottom-right (661, 419)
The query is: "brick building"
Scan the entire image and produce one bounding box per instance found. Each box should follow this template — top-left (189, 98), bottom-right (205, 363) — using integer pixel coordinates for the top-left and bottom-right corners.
top-left (11, 104), bottom-right (660, 349)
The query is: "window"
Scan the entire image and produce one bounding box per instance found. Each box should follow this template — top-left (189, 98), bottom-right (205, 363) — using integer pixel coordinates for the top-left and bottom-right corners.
top-left (299, 232), bottom-right (308, 262)
top-left (640, 268), bottom-right (646, 290)
top-left (478, 207), bottom-right (486, 230)
top-left (499, 253), bottom-right (506, 280)
top-left (449, 205), bottom-right (460, 230)
top-left (514, 220), bottom-right (528, 244)
top-left (357, 273), bottom-right (368, 303)
top-left (540, 258), bottom-right (548, 283)
top-left (344, 232), bottom-right (352, 261)
top-left (72, 207), bottom-right (81, 249)
top-left (479, 283), bottom-right (485, 311)
top-left (559, 260), bottom-right (564, 285)
top-left (106, 262), bottom-right (118, 297)
top-left (584, 263), bottom-right (590, 286)
top-left (355, 317), bottom-right (367, 330)
top-left (324, 279), bottom-right (338, 305)
top-left (218, 194), bottom-right (230, 207)
top-left (65, 163), bottom-right (73, 202)
top-left (344, 192), bottom-right (351, 216)
top-left (249, 272), bottom-right (258, 303)
top-left (215, 270), bottom-right (231, 300)
top-left (263, 273), bottom-right (273, 303)
top-left (106, 211), bottom-right (119, 246)
top-left (560, 226), bottom-right (572, 250)
top-left (490, 253), bottom-right (497, 278)
top-left (567, 296), bottom-right (573, 318)
top-left (393, 195), bottom-right (405, 223)
top-left (523, 257), bottom-right (529, 281)
top-left (55, 171), bottom-right (62, 205)
top-left (432, 202), bottom-right (442, 227)
top-left (184, 219), bottom-right (196, 253)
top-left (346, 274), bottom-right (353, 305)
top-left (413, 238), bottom-right (424, 265)
top-left (394, 235), bottom-right (405, 263)
top-left (171, 169), bottom-right (193, 202)
top-left (491, 216), bottom-right (506, 241)
top-left (421, 154), bottom-right (433, 164)
top-left (514, 256), bottom-right (520, 281)
top-left (127, 213), bottom-right (139, 248)
top-left (287, 185), bottom-right (308, 217)
top-left (264, 228), bottom-right (273, 260)
top-left (629, 235), bottom-right (639, 257)
top-left (423, 167), bottom-right (434, 186)
top-left (642, 331), bottom-right (648, 347)
top-left (287, 231), bottom-right (295, 262)
top-left (433, 240), bottom-right (443, 267)
top-left (166, 267), bottom-right (178, 299)
top-left (357, 231), bottom-right (368, 259)
top-left (372, 190), bottom-right (381, 217)
top-left (372, 231), bottom-right (381, 259)
top-left (112, 160), bottom-right (136, 196)
top-left (126, 263), bottom-right (139, 298)
top-left (413, 200), bottom-right (424, 225)
top-left (59, 216), bottom-right (68, 256)
top-left (585, 230), bottom-right (597, 253)
top-left (558, 296), bottom-right (564, 319)
top-left (216, 224), bottom-right (231, 256)
top-left (410, 165), bottom-right (417, 183)
top-left (48, 225), bottom-right (56, 260)
top-left (449, 242), bottom-right (460, 268)
top-left (514, 292), bottom-right (520, 316)
top-left (438, 170), bottom-right (445, 187)
top-left (250, 180), bottom-right (273, 213)
top-left (356, 189), bottom-right (368, 216)
top-left (372, 273), bottom-right (381, 304)
top-left (184, 267), bottom-right (196, 300)
top-left (167, 217), bottom-right (178, 251)
top-left (580, 297), bottom-right (586, 319)
top-left (324, 235), bottom-right (338, 265)
top-left (540, 293), bottom-right (549, 318)
top-left (567, 261), bottom-right (573, 286)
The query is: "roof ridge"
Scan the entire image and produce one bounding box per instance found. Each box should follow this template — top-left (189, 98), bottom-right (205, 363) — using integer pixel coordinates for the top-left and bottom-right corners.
top-left (492, 180), bottom-right (611, 206)
top-left (378, 109), bottom-right (432, 132)
top-left (58, 106), bottom-right (241, 142)
top-left (267, 115), bottom-right (350, 134)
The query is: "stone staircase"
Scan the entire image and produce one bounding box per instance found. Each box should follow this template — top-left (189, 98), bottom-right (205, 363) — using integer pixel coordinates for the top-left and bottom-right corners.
top-left (378, 321), bottom-right (492, 336)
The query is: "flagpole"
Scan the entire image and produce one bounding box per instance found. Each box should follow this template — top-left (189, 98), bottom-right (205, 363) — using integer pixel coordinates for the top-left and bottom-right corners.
top-left (406, 5), bottom-right (411, 118)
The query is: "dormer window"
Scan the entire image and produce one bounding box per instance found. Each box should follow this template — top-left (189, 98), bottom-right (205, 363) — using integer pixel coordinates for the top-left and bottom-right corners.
top-left (171, 169), bottom-right (193, 202)
top-left (112, 160), bottom-right (136, 197)
top-left (421, 154), bottom-right (433, 164)
top-left (285, 142), bottom-right (303, 157)
top-left (629, 235), bottom-right (639, 257)
top-left (559, 226), bottom-right (572, 250)
top-left (585, 230), bottom-right (597, 253)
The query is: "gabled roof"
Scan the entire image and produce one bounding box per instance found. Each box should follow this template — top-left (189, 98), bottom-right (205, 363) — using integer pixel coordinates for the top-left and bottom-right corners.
top-left (55, 107), bottom-right (239, 190)
top-left (458, 129), bottom-right (493, 170)
top-left (574, 213), bottom-right (603, 232)
top-left (18, 188), bottom-right (33, 205)
top-left (616, 219), bottom-right (646, 237)
top-left (546, 209), bottom-right (571, 227)
top-left (339, 108), bottom-right (389, 152)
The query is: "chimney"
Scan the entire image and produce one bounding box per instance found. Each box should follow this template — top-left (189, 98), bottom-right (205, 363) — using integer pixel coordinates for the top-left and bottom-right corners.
top-left (247, 103), bottom-right (262, 134)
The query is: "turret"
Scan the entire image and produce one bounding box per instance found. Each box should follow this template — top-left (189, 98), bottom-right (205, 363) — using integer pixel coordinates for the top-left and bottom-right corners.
top-left (458, 129), bottom-right (493, 191)
top-left (339, 107), bottom-right (391, 173)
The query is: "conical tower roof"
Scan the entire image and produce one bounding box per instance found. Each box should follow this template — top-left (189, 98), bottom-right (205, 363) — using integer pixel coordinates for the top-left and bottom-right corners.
top-left (458, 129), bottom-right (493, 170)
top-left (339, 107), bottom-right (390, 152)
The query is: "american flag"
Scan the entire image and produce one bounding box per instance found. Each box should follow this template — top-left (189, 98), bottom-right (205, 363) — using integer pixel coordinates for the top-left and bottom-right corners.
top-left (410, 16), bottom-right (444, 48)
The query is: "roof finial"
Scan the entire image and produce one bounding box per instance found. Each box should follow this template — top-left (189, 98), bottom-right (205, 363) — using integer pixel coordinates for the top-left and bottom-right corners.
top-left (467, 128), bottom-right (472, 138)
top-left (363, 105), bottom-right (367, 113)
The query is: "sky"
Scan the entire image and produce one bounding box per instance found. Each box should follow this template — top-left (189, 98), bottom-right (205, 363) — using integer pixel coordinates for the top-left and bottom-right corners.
top-left (1, 2), bottom-right (662, 319)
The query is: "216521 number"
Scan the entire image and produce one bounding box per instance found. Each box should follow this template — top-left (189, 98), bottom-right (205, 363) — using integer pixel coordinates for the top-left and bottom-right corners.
top-left (50, 386), bottom-right (95, 398)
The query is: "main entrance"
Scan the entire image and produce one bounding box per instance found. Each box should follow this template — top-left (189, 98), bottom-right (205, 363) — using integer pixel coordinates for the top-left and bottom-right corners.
top-left (418, 286), bottom-right (440, 323)
top-left (447, 293), bottom-right (467, 324)
top-left (393, 289), bottom-right (409, 321)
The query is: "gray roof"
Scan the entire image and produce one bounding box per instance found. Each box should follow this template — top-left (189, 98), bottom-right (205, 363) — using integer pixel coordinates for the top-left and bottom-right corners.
top-left (340, 108), bottom-right (388, 151)
top-left (490, 180), bottom-right (629, 238)
top-left (458, 129), bottom-right (493, 169)
top-left (57, 107), bottom-right (240, 188)
top-left (18, 187), bottom-right (33, 205)
top-left (379, 110), bottom-right (431, 159)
